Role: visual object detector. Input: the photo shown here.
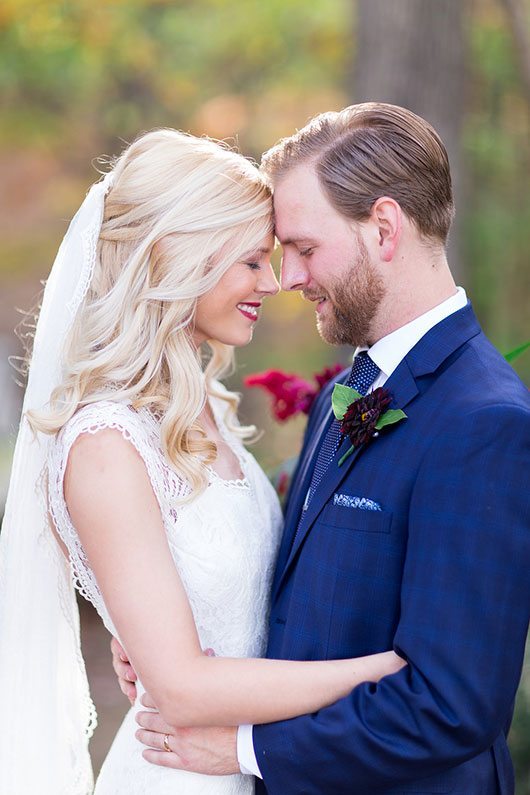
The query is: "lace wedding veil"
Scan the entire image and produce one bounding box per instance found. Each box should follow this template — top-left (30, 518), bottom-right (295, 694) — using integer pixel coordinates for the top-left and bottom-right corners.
top-left (0, 173), bottom-right (114, 795)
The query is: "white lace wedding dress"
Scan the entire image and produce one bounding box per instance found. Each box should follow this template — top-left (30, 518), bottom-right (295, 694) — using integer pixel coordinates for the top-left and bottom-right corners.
top-left (47, 392), bottom-right (282, 795)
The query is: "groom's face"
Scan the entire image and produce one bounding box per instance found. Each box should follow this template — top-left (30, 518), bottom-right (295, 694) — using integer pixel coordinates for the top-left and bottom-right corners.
top-left (273, 164), bottom-right (385, 347)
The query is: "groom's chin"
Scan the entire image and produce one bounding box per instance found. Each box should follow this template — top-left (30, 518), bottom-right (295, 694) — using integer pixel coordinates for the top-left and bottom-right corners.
top-left (316, 313), bottom-right (358, 348)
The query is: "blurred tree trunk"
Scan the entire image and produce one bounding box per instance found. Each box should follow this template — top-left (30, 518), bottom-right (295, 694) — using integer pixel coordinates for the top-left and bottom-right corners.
top-left (352, 0), bottom-right (468, 282)
top-left (498, 0), bottom-right (530, 108)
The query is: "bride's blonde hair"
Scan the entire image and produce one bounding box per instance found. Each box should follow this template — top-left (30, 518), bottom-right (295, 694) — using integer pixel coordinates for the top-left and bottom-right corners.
top-left (27, 128), bottom-right (273, 496)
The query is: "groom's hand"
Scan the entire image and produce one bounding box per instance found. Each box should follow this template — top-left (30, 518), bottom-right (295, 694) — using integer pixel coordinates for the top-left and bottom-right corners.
top-left (135, 693), bottom-right (239, 775)
top-left (111, 637), bottom-right (137, 705)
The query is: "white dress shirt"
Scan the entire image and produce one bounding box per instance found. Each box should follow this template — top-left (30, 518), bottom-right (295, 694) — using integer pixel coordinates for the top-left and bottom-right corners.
top-left (237, 287), bottom-right (468, 778)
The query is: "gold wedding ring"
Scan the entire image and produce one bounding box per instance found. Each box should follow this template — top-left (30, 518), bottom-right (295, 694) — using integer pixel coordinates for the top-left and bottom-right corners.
top-left (163, 733), bottom-right (171, 753)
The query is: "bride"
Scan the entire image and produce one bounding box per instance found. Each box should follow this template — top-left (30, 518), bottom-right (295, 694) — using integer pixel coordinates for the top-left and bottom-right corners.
top-left (0, 129), bottom-right (405, 795)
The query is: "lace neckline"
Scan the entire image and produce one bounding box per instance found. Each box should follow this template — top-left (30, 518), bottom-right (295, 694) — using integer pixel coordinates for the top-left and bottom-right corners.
top-left (140, 399), bottom-right (251, 489)
top-left (206, 465), bottom-right (250, 490)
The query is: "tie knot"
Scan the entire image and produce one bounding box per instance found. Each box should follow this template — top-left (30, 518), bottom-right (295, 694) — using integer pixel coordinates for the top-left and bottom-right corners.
top-left (347, 352), bottom-right (380, 396)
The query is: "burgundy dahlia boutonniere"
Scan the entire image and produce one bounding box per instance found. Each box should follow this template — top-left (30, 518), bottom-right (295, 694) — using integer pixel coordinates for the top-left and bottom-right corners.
top-left (244, 363), bottom-right (344, 422)
top-left (332, 384), bottom-right (407, 466)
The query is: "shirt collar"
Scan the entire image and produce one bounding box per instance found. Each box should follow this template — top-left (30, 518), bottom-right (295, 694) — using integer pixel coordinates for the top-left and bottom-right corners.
top-left (355, 287), bottom-right (468, 379)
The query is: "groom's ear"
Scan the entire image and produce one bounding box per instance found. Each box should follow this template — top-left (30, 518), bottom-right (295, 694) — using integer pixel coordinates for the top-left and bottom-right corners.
top-left (370, 197), bottom-right (402, 263)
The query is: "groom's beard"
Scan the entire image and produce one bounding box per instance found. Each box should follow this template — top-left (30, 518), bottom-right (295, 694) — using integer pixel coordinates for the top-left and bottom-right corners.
top-left (317, 242), bottom-right (386, 348)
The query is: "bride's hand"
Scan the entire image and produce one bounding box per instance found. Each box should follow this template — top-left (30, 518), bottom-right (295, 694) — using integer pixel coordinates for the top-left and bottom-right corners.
top-left (111, 637), bottom-right (217, 707)
top-left (111, 637), bottom-right (137, 705)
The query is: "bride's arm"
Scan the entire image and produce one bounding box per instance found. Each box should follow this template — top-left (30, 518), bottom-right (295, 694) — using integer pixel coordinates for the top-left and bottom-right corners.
top-left (64, 429), bottom-right (405, 729)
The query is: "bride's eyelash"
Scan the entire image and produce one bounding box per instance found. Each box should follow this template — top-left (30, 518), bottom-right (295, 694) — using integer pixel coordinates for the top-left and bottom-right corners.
top-left (245, 262), bottom-right (261, 270)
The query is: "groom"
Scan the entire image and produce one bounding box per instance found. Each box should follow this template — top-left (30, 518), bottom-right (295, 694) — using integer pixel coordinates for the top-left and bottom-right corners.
top-left (115, 103), bottom-right (530, 793)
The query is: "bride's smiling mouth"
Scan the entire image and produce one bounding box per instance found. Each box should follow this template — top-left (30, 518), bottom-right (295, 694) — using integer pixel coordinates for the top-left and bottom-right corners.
top-left (236, 302), bottom-right (261, 321)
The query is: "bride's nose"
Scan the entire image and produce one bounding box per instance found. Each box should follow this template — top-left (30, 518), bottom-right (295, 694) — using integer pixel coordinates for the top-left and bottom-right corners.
top-left (257, 262), bottom-right (280, 296)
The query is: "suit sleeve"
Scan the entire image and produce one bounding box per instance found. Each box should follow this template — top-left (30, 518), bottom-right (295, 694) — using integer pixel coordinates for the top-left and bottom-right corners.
top-left (253, 404), bottom-right (530, 794)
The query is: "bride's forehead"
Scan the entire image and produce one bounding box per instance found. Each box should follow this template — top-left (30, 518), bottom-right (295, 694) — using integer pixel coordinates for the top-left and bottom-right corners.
top-left (239, 234), bottom-right (275, 259)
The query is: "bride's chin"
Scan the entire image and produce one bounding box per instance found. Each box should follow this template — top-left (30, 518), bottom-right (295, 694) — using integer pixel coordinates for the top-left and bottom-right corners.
top-left (231, 324), bottom-right (256, 347)
top-left (233, 333), bottom-right (254, 348)
top-left (209, 330), bottom-right (254, 348)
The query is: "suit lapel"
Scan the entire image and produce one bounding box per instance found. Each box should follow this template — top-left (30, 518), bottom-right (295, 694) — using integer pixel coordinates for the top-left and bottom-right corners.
top-left (271, 374), bottom-right (348, 603)
top-left (284, 411), bottom-right (331, 529)
top-left (270, 410), bottom-right (330, 601)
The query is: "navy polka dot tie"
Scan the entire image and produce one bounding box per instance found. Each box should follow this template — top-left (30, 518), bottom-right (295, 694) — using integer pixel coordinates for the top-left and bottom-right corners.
top-left (301, 351), bottom-right (380, 515)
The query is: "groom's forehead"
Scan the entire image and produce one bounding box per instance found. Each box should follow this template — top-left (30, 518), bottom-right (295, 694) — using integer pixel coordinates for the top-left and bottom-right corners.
top-left (272, 183), bottom-right (342, 245)
top-left (273, 207), bottom-right (316, 245)
top-left (272, 165), bottom-right (334, 217)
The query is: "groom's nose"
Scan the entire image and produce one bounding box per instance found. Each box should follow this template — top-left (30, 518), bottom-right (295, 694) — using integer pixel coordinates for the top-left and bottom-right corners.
top-left (280, 252), bottom-right (310, 292)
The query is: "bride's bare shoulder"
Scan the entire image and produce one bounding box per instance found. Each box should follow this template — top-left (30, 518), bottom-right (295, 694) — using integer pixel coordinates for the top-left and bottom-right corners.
top-left (62, 402), bottom-right (152, 504)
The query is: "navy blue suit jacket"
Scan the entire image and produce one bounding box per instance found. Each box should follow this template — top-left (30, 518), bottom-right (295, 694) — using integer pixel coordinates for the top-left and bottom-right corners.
top-left (254, 304), bottom-right (530, 795)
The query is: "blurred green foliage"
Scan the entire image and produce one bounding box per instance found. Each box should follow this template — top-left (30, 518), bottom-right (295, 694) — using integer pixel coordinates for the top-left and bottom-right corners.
top-left (465, 4), bottom-right (530, 382)
top-left (0, 0), bottom-right (349, 154)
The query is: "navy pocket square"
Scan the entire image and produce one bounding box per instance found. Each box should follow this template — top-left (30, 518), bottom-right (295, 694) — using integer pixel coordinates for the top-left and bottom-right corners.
top-left (333, 493), bottom-right (382, 511)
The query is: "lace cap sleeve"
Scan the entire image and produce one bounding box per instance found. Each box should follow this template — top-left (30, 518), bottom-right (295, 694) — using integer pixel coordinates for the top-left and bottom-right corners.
top-left (46, 400), bottom-right (188, 633)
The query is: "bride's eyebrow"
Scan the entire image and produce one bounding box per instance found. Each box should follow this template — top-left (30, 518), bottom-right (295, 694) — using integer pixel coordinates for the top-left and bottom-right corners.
top-left (242, 246), bottom-right (273, 259)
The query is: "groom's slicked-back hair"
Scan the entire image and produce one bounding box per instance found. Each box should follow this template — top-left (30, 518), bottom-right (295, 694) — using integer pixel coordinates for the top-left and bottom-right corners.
top-left (261, 102), bottom-right (455, 244)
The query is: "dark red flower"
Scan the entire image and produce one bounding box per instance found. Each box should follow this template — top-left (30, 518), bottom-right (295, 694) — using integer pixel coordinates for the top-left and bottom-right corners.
top-left (340, 387), bottom-right (392, 448)
top-left (244, 363), bottom-right (345, 422)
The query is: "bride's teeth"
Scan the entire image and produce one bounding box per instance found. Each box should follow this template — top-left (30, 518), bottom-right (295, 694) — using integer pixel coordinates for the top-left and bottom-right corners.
top-left (238, 303), bottom-right (258, 316)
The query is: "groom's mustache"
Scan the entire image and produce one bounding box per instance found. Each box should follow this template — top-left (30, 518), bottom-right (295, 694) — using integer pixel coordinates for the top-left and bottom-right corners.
top-left (302, 290), bottom-right (330, 303)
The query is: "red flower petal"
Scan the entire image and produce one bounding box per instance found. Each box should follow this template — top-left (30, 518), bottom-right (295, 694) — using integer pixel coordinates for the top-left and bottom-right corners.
top-left (244, 369), bottom-right (316, 422)
top-left (277, 471), bottom-right (290, 496)
top-left (313, 363), bottom-right (344, 390)
top-left (245, 363), bottom-right (345, 422)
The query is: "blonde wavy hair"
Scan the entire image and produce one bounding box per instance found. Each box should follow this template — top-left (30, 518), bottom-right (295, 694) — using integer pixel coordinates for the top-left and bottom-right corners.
top-left (27, 129), bottom-right (273, 497)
